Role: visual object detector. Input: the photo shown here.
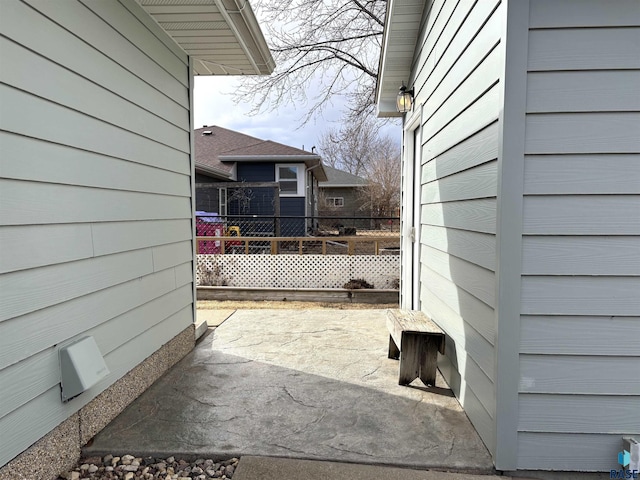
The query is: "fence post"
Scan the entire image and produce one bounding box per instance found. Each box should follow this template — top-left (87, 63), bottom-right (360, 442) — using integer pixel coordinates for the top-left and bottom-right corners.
top-left (348, 239), bottom-right (354, 255)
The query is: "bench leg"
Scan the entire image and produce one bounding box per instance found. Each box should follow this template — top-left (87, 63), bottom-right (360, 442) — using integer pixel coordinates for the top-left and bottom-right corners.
top-left (388, 335), bottom-right (400, 360)
top-left (398, 333), bottom-right (421, 385)
top-left (418, 336), bottom-right (440, 386)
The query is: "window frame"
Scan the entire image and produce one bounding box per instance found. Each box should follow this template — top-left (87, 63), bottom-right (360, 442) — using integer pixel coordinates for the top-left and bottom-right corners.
top-left (326, 196), bottom-right (345, 208)
top-left (275, 163), bottom-right (305, 197)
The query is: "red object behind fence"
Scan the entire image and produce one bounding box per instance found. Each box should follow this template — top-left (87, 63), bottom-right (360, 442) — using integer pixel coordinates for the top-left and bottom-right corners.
top-left (196, 213), bottom-right (223, 254)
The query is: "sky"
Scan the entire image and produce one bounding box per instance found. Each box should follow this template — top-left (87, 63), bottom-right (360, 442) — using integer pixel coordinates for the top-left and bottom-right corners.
top-left (193, 75), bottom-right (402, 154)
top-left (193, 75), bottom-right (350, 153)
top-left (191, 0), bottom-right (402, 154)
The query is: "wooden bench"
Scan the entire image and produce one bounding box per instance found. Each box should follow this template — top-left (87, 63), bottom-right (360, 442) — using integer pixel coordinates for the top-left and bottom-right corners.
top-left (387, 309), bottom-right (445, 386)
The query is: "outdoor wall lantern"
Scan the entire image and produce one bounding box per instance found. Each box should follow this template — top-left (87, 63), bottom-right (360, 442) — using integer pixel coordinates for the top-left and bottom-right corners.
top-left (396, 83), bottom-right (414, 113)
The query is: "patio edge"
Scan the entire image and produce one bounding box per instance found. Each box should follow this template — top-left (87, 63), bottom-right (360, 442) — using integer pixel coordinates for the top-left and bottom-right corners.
top-left (197, 286), bottom-right (399, 304)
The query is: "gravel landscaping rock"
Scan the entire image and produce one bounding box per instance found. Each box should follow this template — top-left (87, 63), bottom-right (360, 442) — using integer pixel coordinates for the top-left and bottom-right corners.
top-left (58, 455), bottom-right (239, 480)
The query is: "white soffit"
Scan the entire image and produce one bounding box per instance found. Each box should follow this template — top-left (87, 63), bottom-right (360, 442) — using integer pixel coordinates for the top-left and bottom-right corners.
top-left (138, 0), bottom-right (274, 75)
top-left (376, 0), bottom-right (424, 117)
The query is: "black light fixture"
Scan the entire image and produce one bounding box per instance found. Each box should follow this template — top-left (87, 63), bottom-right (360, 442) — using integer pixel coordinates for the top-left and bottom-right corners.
top-left (396, 83), bottom-right (414, 113)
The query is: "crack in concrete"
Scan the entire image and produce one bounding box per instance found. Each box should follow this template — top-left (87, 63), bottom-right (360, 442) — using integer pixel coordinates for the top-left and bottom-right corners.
top-left (227, 340), bottom-right (265, 348)
top-left (282, 386), bottom-right (317, 408)
top-left (280, 336), bottom-right (302, 346)
top-left (444, 437), bottom-right (455, 458)
top-left (309, 409), bottom-right (328, 424)
top-left (326, 444), bottom-right (376, 457)
top-left (173, 387), bottom-right (227, 408)
top-left (291, 328), bottom-right (343, 334)
top-left (279, 410), bottom-right (328, 439)
top-left (205, 359), bottom-right (254, 365)
top-left (266, 443), bottom-right (310, 455)
top-left (222, 336), bottom-right (242, 344)
top-left (362, 366), bottom-right (380, 378)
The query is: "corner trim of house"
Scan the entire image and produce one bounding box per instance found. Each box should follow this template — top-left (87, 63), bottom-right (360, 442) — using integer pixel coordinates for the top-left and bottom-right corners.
top-left (0, 326), bottom-right (196, 480)
top-left (494, 0), bottom-right (529, 470)
top-left (189, 56), bottom-right (198, 327)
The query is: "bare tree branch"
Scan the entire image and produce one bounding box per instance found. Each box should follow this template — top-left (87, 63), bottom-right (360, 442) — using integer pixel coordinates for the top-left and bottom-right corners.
top-left (318, 117), bottom-right (400, 218)
top-left (235, 0), bottom-right (387, 125)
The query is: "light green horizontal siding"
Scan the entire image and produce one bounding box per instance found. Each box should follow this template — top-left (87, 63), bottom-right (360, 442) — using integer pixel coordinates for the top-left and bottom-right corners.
top-left (0, 0), bottom-right (194, 468)
top-left (410, 0), bottom-right (504, 457)
top-left (518, 1), bottom-right (640, 471)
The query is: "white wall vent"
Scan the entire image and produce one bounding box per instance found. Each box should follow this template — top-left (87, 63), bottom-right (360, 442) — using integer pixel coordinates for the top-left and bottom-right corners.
top-left (59, 336), bottom-right (109, 402)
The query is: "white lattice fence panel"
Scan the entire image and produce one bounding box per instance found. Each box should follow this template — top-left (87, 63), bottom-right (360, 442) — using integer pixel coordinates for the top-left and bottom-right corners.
top-left (351, 255), bottom-right (400, 289)
top-left (197, 254), bottom-right (399, 289)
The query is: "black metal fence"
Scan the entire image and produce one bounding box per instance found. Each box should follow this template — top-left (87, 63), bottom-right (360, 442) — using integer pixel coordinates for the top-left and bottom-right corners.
top-left (195, 215), bottom-right (400, 238)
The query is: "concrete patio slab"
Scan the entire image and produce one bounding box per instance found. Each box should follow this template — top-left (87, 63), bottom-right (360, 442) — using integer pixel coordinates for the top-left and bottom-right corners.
top-left (197, 308), bottom-right (236, 327)
top-left (85, 309), bottom-right (493, 473)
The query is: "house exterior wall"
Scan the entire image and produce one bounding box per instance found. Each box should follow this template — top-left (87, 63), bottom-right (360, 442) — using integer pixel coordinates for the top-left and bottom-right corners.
top-left (514, 0), bottom-right (640, 471)
top-left (237, 162), bottom-right (276, 182)
top-left (196, 187), bottom-right (222, 213)
top-left (280, 197), bottom-right (306, 235)
top-left (232, 163), bottom-right (276, 216)
top-left (408, 0), bottom-right (505, 455)
top-left (395, 0), bottom-right (639, 473)
top-left (195, 172), bottom-right (223, 183)
top-left (319, 186), bottom-right (367, 218)
top-left (0, 0), bottom-right (194, 468)
top-left (195, 173), bottom-right (224, 213)
top-left (234, 162), bottom-right (307, 235)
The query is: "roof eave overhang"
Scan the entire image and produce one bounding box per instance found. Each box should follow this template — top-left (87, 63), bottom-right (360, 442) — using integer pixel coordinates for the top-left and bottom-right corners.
top-left (219, 154), bottom-right (322, 162)
top-left (319, 183), bottom-right (367, 188)
top-left (212, 0), bottom-right (275, 75)
top-left (375, 0), bottom-right (425, 117)
top-left (195, 163), bottom-right (235, 180)
top-left (137, 0), bottom-right (274, 76)
top-left (219, 155), bottom-right (328, 181)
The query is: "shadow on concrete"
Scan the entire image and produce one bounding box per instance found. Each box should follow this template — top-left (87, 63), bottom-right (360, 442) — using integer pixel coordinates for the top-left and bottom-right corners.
top-left (85, 310), bottom-right (493, 472)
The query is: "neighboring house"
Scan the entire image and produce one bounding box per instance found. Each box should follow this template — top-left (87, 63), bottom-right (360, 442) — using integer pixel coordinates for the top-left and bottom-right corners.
top-left (377, 0), bottom-right (639, 475)
top-left (0, 1), bottom-right (272, 477)
top-left (318, 165), bottom-right (370, 218)
top-left (194, 125), bottom-right (327, 236)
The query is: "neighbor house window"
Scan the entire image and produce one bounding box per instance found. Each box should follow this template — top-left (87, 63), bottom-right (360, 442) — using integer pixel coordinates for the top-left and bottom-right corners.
top-left (276, 164), bottom-right (304, 196)
top-left (326, 197), bottom-right (344, 207)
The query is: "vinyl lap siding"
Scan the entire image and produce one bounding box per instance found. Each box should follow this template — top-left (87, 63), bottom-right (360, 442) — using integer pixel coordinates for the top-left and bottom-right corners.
top-left (0, 0), bottom-right (193, 467)
top-left (517, 0), bottom-right (640, 471)
top-left (237, 162), bottom-right (275, 182)
top-left (412, 0), bottom-right (503, 454)
top-left (230, 163), bottom-right (276, 215)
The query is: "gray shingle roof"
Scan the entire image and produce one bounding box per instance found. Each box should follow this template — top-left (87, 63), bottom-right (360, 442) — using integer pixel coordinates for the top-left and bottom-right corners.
top-left (195, 125), bottom-right (318, 178)
top-left (320, 165), bottom-right (368, 187)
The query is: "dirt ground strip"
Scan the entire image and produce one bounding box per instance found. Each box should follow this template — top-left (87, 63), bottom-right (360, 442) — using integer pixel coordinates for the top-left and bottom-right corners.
top-left (197, 300), bottom-right (399, 310)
